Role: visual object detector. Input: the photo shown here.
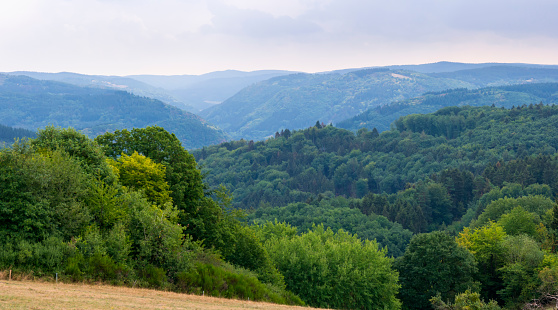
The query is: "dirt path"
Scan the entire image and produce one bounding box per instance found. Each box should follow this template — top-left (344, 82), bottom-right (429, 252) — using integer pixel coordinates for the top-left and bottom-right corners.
top-left (0, 280), bottom-right (321, 310)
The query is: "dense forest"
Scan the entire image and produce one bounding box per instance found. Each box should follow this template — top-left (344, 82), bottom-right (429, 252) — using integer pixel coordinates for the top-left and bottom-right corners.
top-left (338, 83), bottom-right (558, 132)
top-left (192, 104), bottom-right (558, 308)
top-left (195, 104), bottom-right (558, 210)
top-left (200, 66), bottom-right (558, 141)
top-left (200, 68), bottom-right (473, 140)
top-left (6, 83), bottom-right (558, 308)
top-left (0, 126), bottom-right (401, 309)
top-left (0, 123), bottom-right (35, 144)
top-left (0, 74), bottom-right (227, 149)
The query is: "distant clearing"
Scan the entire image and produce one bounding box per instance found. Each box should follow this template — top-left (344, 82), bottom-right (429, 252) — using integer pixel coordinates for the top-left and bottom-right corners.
top-left (0, 280), bottom-right (322, 310)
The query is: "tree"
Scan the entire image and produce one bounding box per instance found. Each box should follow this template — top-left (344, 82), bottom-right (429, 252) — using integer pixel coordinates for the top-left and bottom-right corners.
top-left (457, 222), bottom-right (507, 301)
top-left (496, 206), bottom-right (538, 237)
top-left (396, 231), bottom-right (478, 310)
top-left (30, 126), bottom-right (115, 182)
top-left (431, 290), bottom-right (501, 310)
top-left (109, 151), bottom-right (172, 206)
top-left (95, 127), bottom-right (209, 238)
top-left (264, 224), bottom-right (401, 310)
top-left (475, 196), bottom-right (554, 228)
top-left (497, 235), bottom-right (544, 307)
top-left (0, 144), bottom-right (91, 243)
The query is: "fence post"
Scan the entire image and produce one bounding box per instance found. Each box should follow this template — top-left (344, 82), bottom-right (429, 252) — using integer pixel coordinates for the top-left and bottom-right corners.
top-left (9, 270), bottom-right (11, 281)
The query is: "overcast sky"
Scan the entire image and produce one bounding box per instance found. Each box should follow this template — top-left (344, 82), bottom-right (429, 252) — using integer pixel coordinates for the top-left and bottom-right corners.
top-left (1, 0), bottom-right (557, 75)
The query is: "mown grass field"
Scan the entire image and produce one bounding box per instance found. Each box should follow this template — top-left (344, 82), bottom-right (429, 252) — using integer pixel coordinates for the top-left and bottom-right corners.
top-left (0, 279), bottom-right (322, 310)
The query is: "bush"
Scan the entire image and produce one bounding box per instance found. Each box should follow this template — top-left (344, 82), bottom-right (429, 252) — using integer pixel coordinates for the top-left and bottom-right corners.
top-left (265, 224), bottom-right (401, 310)
top-left (175, 262), bottom-right (302, 305)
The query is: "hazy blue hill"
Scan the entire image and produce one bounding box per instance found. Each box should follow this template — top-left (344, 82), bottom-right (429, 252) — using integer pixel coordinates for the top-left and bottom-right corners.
top-left (337, 83), bottom-right (558, 132)
top-left (385, 61), bottom-right (558, 73)
top-left (431, 66), bottom-right (558, 87)
top-left (199, 69), bottom-right (474, 140)
top-left (129, 70), bottom-right (295, 111)
top-left (325, 61), bottom-right (558, 75)
top-left (0, 74), bottom-right (227, 149)
top-left (5, 71), bottom-right (194, 111)
top-left (0, 123), bottom-right (36, 144)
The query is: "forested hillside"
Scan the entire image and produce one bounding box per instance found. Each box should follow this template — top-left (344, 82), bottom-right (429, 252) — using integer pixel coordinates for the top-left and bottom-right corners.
top-left (0, 74), bottom-right (226, 149)
top-left (0, 123), bottom-right (35, 144)
top-left (200, 69), bottom-right (473, 140)
top-left (129, 70), bottom-right (294, 111)
top-left (0, 126), bottom-right (401, 310)
top-left (194, 103), bottom-right (558, 308)
top-left (431, 65), bottom-right (558, 87)
top-left (5, 71), bottom-right (194, 111)
top-left (199, 66), bottom-right (558, 141)
top-left (338, 83), bottom-right (558, 132)
top-left (195, 104), bottom-right (558, 210)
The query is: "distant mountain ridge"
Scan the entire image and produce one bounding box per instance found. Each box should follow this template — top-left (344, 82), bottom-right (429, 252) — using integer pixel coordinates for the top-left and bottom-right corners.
top-left (129, 70), bottom-right (296, 111)
top-left (5, 69), bottom-right (296, 113)
top-left (200, 64), bottom-right (558, 141)
top-left (199, 69), bottom-right (475, 140)
top-left (3, 71), bottom-right (194, 111)
top-left (0, 74), bottom-right (226, 149)
top-left (337, 82), bottom-right (558, 133)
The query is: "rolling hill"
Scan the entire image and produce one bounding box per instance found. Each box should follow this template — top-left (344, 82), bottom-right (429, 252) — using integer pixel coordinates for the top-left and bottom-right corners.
top-left (3, 71), bottom-right (194, 111)
top-left (199, 68), bottom-right (474, 140)
top-left (337, 83), bottom-right (558, 133)
top-left (200, 65), bottom-right (558, 141)
top-left (129, 70), bottom-right (295, 112)
top-left (0, 74), bottom-right (226, 149)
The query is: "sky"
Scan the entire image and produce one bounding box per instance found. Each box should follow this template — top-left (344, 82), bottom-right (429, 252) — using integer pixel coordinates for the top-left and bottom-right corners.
top-left (1, 0), bottom-right (558, 76)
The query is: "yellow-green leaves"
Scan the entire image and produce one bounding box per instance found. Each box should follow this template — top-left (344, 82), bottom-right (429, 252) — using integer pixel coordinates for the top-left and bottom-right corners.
top-left (110, 151), bottom-right (172, 206)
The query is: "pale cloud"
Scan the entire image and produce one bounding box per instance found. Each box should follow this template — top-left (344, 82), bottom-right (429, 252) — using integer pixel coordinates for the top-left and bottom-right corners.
top-left (0, 0), bottom-right (557, 75)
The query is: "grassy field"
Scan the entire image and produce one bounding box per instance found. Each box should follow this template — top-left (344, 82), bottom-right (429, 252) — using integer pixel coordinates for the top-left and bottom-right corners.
top-left (0, 279), bottom-right (322, 310)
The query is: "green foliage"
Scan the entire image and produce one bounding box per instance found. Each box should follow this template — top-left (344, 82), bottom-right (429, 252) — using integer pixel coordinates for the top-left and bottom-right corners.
top-left (175, 262), bottom-right (303, 305)
top-left (200, 69), bottom-right (473, 140)
top-left (431, 290), bottom-right (501, 310)
top-left (496, 207), bottom-right (539, 237)
top-left (338, 83), bottom-right (558, 133)
top-left (475, 196), bottom-right (554, 228)
top-left (0, 74), bottom-right (226, 149)
top-left (457, 222), bottom-right (507, 302)
top-left (0, 123), bottom-right (35, 144)
top-left (497, 235), bottom-right (544, 307)
top-left (0, 126), bottom-right (297, 306)
top-left (0, 144), bottom-right (91, 243)
top-left (249, 200), bottom-right (413, 257)
top-left (195, 105), bottom-right (558, 232)
top-left (109, 151), bottom-right (172, 206)
top-left (95, 127), bottom-right (206, 235)
top-left (264, 224), bottom-right (401, 310)
top-left (84, 179), bottom-right (127, 229)
top-left (34, 126), bottom-right (113, 174)
top-left (396, 231), bottom-right (478, 310)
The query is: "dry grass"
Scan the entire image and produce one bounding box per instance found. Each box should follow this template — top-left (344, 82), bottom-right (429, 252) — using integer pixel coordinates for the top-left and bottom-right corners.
top-left (0, 279), bottom-right (324, 310)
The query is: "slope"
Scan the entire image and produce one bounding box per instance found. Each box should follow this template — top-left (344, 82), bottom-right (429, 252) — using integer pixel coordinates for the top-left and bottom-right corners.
top-left (431, 65), bottom-right (558, 87)
top-left (195, 104), bottom-right (558, 210)
top-left (337, 83), bottom-right (558, 132)
top-left (0, 74), bottom-right (226, 149)
top-left (200, 69), bottom-right (474, 140)
top-left (4, 71), bottom-right (193, 111)
top-left (0, 123), bottom-right (36, 144)
top-left (130, 70), bottom-right (295, 112)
